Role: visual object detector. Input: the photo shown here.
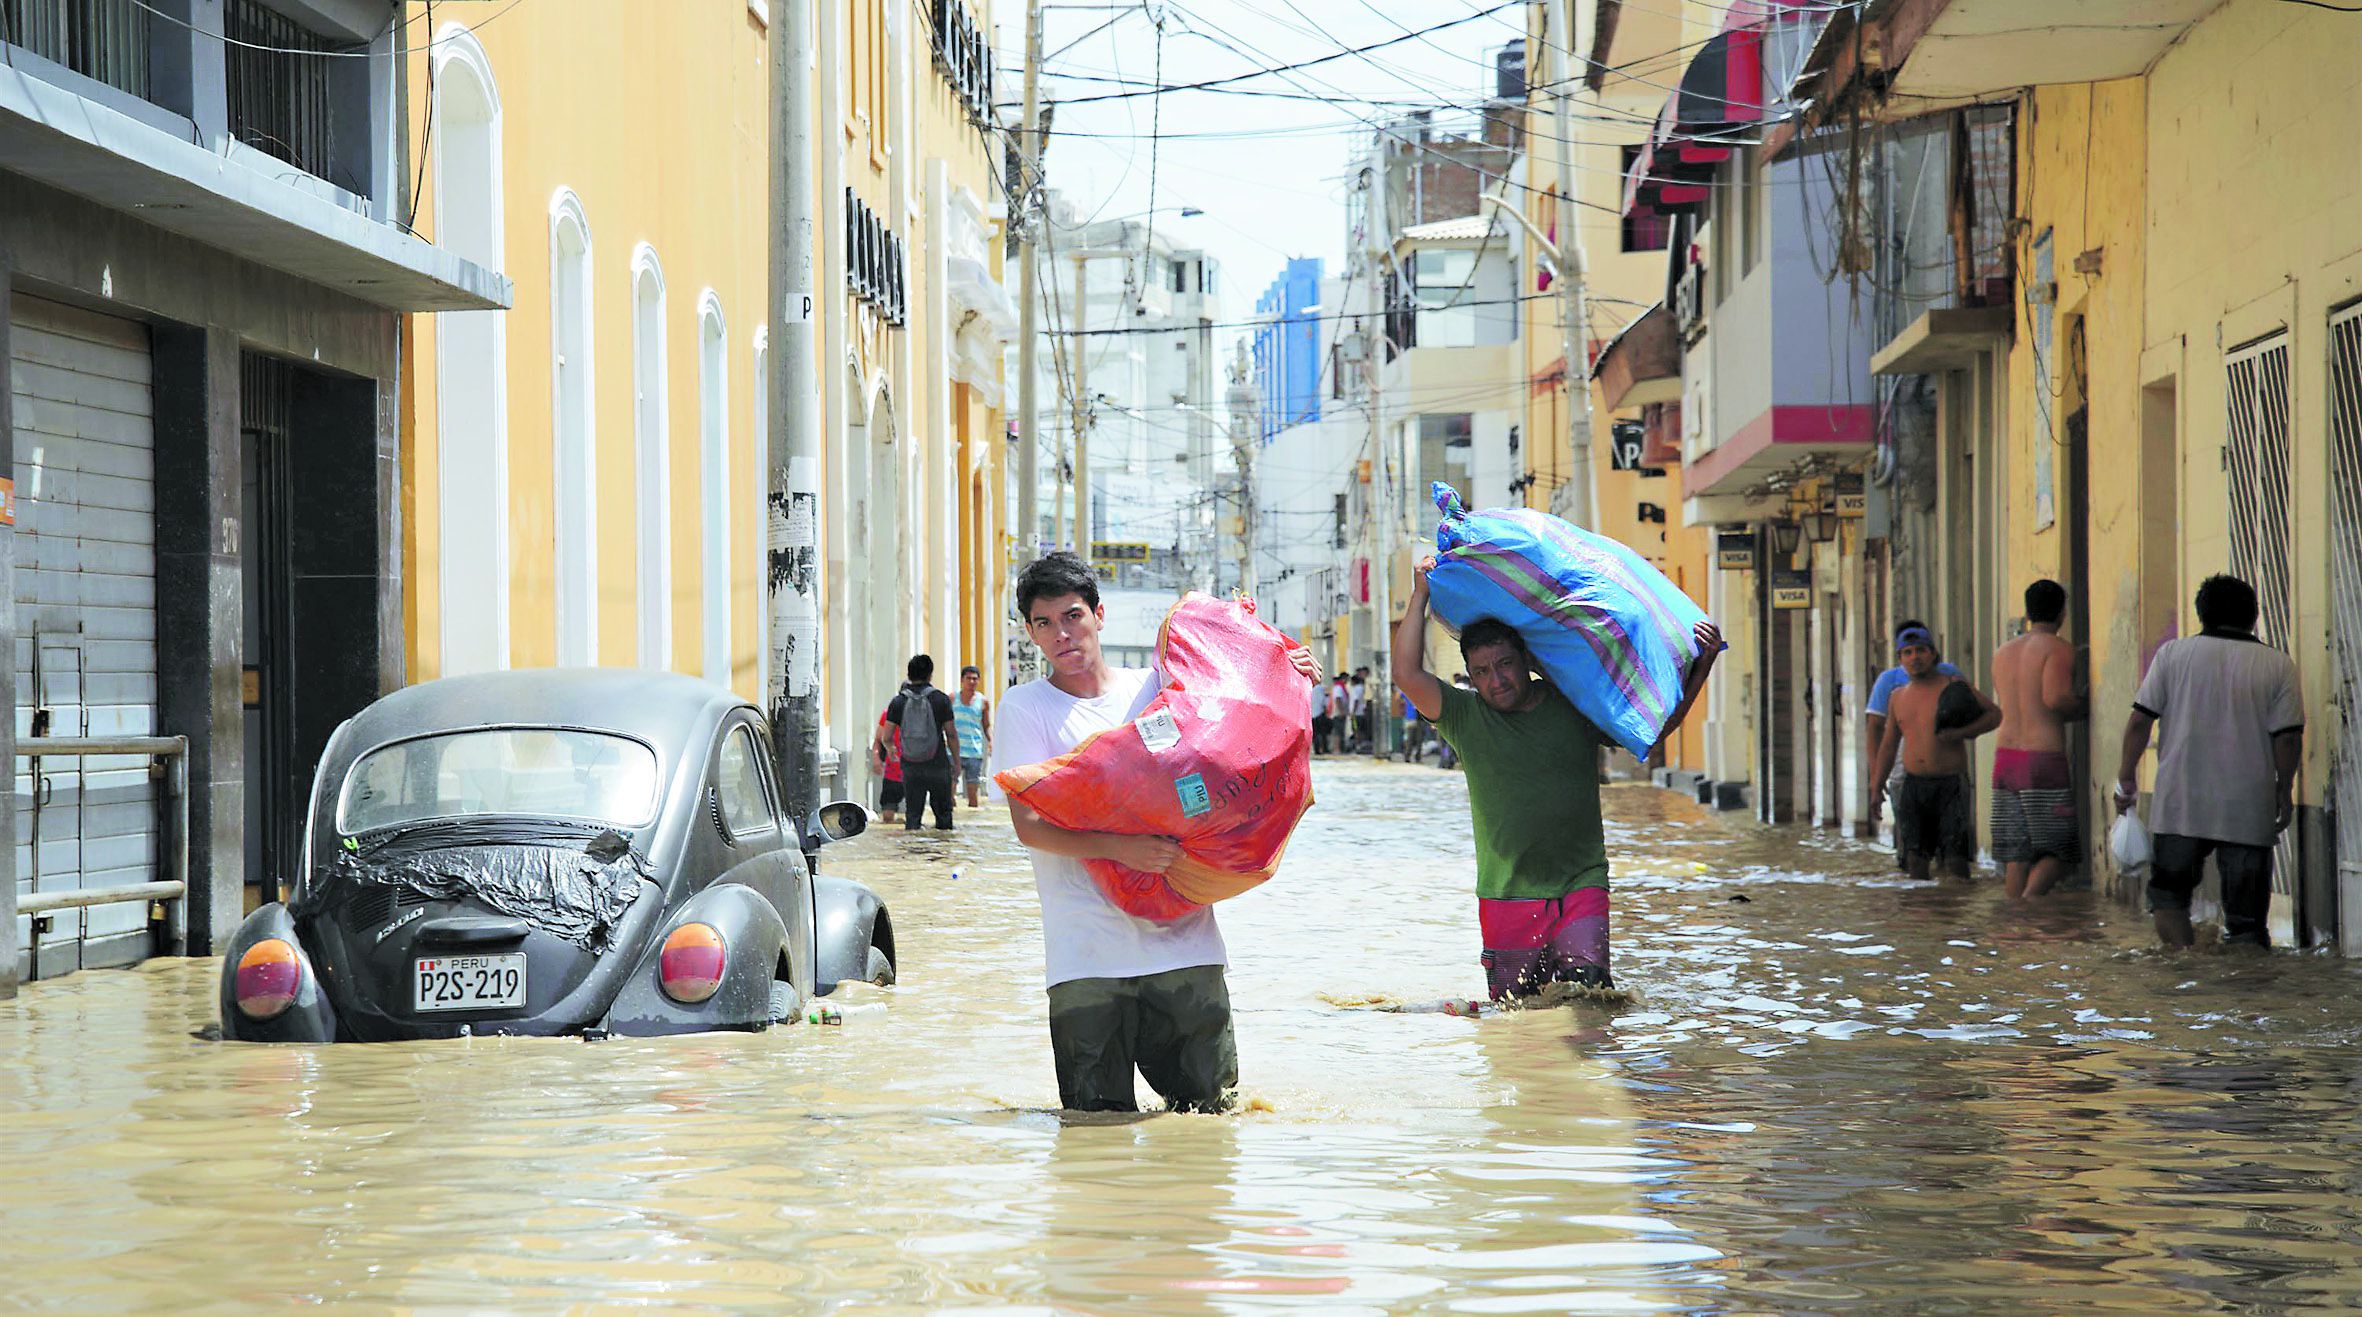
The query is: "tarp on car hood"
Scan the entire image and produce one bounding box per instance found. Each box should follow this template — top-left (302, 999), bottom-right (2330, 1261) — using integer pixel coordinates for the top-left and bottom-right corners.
top-left (329, 827), bottom-right (650, 954)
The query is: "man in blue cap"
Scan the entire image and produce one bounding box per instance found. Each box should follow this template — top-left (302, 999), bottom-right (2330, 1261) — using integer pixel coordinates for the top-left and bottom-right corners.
top-left (1870, 626), bottom-right (1999, 880)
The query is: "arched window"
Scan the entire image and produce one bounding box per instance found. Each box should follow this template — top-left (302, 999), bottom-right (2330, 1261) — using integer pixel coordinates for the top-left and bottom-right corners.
top-left (631, 244), bottom-right (671, 670)
top-left (433, 27), bottom-right (507, 676)
top-left (697, 292), bottom-right (731, 687)
top-left (549, 189), bottom-right (597, 665)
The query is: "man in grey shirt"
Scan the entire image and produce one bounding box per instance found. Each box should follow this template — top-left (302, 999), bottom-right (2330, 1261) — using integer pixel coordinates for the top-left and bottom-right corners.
top-left (2113, 575), bottom-right (2304, 947)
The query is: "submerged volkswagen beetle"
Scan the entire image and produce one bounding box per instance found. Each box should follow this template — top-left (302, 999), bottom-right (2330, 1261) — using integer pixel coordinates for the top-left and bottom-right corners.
top-left (219, 670), bottom-right (894, 1042)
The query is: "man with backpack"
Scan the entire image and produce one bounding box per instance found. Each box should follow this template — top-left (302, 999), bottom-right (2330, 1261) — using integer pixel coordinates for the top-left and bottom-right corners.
top-left (872, 654), bottom-right (960, 831)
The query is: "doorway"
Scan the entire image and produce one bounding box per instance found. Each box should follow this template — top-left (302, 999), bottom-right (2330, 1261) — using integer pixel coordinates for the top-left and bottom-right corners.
top-left (240, 354), bottom-right (298, 907)
top-left (2061, 314), bottom-right (2092, 877)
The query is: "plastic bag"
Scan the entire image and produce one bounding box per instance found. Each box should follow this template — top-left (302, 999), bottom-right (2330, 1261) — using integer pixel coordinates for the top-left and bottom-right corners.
top-left (2110, 810), bottom-right (2153, 875)
top-left (996, 593), bottom-right (1315, 920)
top-left (1426, 483), bottom-right (1709, 759)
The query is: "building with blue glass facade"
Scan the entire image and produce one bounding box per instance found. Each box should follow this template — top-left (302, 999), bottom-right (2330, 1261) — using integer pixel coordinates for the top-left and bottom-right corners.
top-left (1251, 258), bottom-right (1326, 447)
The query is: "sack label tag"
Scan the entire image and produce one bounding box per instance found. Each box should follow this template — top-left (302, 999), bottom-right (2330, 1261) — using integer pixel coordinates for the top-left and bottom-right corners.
top-left (1175, 773), bottom-right (1212, 818)
top-left (1137, 710), bottom-right (1182, 753)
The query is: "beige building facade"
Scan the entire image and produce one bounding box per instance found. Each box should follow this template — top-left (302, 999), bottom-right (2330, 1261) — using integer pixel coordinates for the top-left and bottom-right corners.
top-left (400, 0), bottom-right (1013, 802)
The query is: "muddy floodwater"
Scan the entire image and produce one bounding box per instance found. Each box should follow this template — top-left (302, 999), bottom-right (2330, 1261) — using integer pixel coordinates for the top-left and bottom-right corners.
top-left (8, 759), bottom-right (2362, 1311)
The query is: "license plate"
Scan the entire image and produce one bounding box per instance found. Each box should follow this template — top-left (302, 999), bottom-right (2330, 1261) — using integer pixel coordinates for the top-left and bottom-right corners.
top-left (413, 954), bottom-right (527, 1011)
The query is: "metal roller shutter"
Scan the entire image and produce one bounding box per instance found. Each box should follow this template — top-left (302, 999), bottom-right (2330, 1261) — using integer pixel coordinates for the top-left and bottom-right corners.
top-left (9, 296), bottom-right (159, 976)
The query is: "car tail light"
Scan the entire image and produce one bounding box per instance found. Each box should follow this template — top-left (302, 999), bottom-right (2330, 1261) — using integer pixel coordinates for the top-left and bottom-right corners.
top-left (235, 939), bottom-right (302, 1019)
top-left (659, 923), bottom-right (726, 1004)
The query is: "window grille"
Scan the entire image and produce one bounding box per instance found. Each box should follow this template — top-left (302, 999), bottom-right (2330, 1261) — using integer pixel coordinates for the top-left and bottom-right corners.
top-left (928, 0), bottom-right (994, 128)
top-left (225, 0), bottom-right (338, 186)
top-left (1958, 105), bottom-right (2014, 304)
top-left (2225, 334), bottom-right (2295, 648)
top-left (2225, 331), bottom-right (2300, 907)
top-left (3, 0), bottom-right (148, 98)
top-left (2328, 303), bottom-right (2362, 913)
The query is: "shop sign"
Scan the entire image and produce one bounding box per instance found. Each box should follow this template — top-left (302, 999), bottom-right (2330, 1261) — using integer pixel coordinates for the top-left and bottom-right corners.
top-left (1715, 531), bottom-right (1755, 572)
top-left (1609, 419), bottom-right (1648, 472)
top-left (1834, 471), bottom-right (1866, 518)
top-left (1771, 569), bottom-right (1812, 610)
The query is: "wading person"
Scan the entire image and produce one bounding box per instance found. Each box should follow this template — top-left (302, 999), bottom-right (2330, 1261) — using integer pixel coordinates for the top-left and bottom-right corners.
top-left (994, 552), bottom-right (1320, 1112)
top-left (1311, 673), bottom-right (1335, 755)
top-left (1869, 627), bottom-right (2001, 881)
top-left (954, 663), bottom-right (993, 808)
top-left (1397, 554), bottom-right (1719, 999)
top-left (871, 707), bottom-right (904, 824)
top-left (1990, 581), bottom-right (2087, 898)
top-left (1360, 670), bottom-right (1379, 755)
top-left (874, 655), bottom-right (959, 832)
top-left (1864, 618), bottom-right (1961, 870)
top-left (2113, 575), bottom-right (2302, 949)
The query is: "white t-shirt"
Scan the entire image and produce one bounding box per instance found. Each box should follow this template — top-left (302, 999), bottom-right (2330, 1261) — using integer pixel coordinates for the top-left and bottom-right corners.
top-left (992, 665), bottom-right (1228, 988)
top-left (2133, 632), bottom-right (2304, 847)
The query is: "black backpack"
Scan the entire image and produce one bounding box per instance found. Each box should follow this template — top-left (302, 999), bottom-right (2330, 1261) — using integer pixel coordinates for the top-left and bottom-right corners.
top-left (900, 685), bottom-right (944, 763)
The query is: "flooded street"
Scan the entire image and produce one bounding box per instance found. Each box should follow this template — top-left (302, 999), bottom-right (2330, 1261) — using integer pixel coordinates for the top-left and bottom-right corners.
top-left (8, 758), bottom-right (2362, 1311)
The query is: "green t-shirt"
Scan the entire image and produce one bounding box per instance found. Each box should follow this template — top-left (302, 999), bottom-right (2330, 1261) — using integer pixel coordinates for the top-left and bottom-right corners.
top-left (1434, 682), bottom-right (1609, 900)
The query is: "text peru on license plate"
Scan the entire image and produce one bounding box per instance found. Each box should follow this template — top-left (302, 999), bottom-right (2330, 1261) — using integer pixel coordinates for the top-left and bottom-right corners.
top-left (413, 954), bottom-right (527, 1011)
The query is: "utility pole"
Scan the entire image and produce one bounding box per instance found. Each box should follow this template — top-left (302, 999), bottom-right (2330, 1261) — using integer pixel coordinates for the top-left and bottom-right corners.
top-left (1548, 0), bottom-right (1598, 528)
top-left (1226, 342), bottom-right (1258, 598)
top-left (1070, 251), bottom-right (1091, 553)
top-left (1016, 0), bottom-right (1041, 560)
top-left (1363, 144), bottom-right (1393, 759)
top-left (766, 0), bottom-right (824, 848)
top-left (1194, 312), bottom-right (1216, 591)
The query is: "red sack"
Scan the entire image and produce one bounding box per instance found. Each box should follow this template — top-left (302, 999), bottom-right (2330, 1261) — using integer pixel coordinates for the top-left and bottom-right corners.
top-left (995, 593), bottom-right (1316, 920)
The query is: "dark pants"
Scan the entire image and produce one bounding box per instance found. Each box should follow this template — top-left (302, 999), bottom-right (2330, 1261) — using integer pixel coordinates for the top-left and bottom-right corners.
top-left (1312, 714), bottom-right (1333, 754)
top-left (900, 765), bottom-right (954, 830)
top-left (2148, 832), bottom-right (2275, 946)
top-left (1046, 964), bottom-right (1237, 1113)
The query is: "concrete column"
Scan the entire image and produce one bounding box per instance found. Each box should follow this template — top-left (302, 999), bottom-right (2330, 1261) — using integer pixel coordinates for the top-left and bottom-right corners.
top-left (190, 0), bottom-right (229, 150)
top-left (152, 325), bottom-right (243, 956)
top-left (925, 160), bottom-right (958, 666)
top-left (289, 371), bottom-right (391, 775)
top-left (0, 274), bottom-right (19, 996)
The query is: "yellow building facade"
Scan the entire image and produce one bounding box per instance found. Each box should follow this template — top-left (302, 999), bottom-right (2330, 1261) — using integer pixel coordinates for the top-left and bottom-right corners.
top-left (1995, 0), bottom-right (2362, 938)
top-left (1516, 1), bottom-right (1716, 776)
top-left (400, 0), bottom-right (1012, 800)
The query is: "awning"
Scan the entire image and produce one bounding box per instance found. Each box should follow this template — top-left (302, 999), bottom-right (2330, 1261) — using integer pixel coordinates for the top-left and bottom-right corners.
top-left (1591, 302), bottom-right (1681, 410)
top-left (1616, 2), bottom-right (1849, 221)
top-left (1621, 23), bottom-right (1767, 219)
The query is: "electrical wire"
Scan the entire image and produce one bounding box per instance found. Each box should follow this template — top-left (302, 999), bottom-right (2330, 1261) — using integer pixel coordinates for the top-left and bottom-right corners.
top-left (407, 0), bottom-right (436, 232)
top-left (125, 0), bottom-right (533, 58)
top-left (1047, 1), bottom-right (1524, 106)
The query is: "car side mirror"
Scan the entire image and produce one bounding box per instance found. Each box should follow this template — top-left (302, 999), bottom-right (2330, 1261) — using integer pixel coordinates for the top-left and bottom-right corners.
top-left (809, 800), bottom-right (868, 844)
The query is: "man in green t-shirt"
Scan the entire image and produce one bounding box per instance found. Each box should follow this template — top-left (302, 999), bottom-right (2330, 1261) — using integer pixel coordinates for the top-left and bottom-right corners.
top-left (1395, 554), bottom-right (1720, 998)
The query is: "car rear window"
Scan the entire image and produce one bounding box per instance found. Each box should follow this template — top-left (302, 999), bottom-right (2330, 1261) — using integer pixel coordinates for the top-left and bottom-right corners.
top-left (338, 728), bottom-right (661, 834)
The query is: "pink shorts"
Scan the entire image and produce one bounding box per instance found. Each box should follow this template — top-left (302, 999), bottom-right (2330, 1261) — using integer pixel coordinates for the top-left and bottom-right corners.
top-left (1478, 888), bottom-right (1610, 1000)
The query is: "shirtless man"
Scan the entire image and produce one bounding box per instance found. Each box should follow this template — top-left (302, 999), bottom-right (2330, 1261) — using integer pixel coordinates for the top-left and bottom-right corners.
top-left (1989, 580), bottom-right (2087, 898)
top-left (1870, 627), bottom-right (2001, 880)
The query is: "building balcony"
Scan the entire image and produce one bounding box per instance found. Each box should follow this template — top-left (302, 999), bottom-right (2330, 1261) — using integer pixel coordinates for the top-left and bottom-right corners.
top-left (1, 1), bottom-right (505, 311)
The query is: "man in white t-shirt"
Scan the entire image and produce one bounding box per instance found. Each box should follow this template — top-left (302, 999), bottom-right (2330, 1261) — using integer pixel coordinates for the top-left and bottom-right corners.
top-left (993, 551), bottom-right (1318, 1113)
top-left (2114, 574), bottom-right (2304, 948)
